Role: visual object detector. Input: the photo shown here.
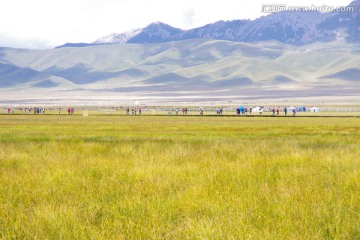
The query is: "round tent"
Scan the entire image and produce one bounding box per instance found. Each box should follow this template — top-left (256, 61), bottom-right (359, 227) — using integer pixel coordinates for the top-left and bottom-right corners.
top-left (252, 106), bottom-right (264, 113)
top-left (287, 106), bottom-right (296, 112)
top-left (310, 107), bottom-right (320, 112)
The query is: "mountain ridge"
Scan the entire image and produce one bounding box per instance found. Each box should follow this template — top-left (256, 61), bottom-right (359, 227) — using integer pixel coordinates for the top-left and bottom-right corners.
top-left (2, 38), bottom-right (359, 88)
top-left (56, 0), bottom-right (360, 48)
top-left (1, 38), bottom-right (360, 104)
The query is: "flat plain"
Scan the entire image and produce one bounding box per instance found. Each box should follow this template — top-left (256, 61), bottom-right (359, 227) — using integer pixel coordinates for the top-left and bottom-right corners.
top-left (0, 114), bottom-right (359, 239)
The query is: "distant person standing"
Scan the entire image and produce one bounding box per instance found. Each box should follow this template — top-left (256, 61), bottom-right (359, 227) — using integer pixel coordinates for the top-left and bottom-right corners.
top-left (272, 108), bottom-right (275, 116)
top-left (284, 107), bottom-right (287, 116)
top-left (276, 108), bottom-right (280, 116)
top-left (292, 108), bottom-right (296, 117)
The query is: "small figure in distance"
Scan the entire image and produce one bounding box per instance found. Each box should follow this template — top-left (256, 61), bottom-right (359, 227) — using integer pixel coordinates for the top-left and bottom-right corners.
top-left (284, 107), bottom-right (287, 116)
top-left (292, 108), bottom-right (296, 117)
top-left (199, 107), bottom-right (204, 115)
top-left (276, 108), bottom-right (280, 116)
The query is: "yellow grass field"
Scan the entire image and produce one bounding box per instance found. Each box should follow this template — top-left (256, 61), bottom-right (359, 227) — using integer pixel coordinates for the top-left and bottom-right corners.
top-left (0, 114), bottom-right (359, 239)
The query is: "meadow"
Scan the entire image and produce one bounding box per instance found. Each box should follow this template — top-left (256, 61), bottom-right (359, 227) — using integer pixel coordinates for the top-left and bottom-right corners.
top-left (0, 114), bottom-right (359, 239)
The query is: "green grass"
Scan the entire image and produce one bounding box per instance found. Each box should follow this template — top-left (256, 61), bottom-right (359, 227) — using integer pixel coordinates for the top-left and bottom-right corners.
top-left (0, 115), bottom-right (359, 239)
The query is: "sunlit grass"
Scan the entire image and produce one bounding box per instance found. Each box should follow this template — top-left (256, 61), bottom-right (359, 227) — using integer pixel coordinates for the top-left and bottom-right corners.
top-left (0, 115), bottom-right (359, 239)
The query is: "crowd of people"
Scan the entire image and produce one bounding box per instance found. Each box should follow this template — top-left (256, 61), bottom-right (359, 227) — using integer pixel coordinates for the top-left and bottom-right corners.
top-left (67, 107), bottom-right (75, 115)
top-left (6, 107), bottom-right (47, 114)
top-left (235, 106), bottom-right (297, 117)
top-left (126, 107), bottom-right (142, 115)
top-left (3, 106), bottom-right (299, 117)
top-left (3, 107), bottom-right (75, 115)
top-left (216, 108), bottom-right (224, 115)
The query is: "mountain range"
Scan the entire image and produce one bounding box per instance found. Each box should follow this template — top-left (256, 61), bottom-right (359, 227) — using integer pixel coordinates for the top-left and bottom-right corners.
top-left (0, 0), bottom-right (359, 104)
top-left (1, 38), bottom-right (359, 104)
top-left (57, 0), bottom-right (359, 48)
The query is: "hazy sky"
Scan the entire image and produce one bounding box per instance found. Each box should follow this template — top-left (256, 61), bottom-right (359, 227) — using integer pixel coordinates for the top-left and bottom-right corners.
top-left (0, 0), bottom-right (354, 49)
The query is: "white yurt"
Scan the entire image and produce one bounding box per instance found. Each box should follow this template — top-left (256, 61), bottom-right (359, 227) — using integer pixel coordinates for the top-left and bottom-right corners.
top-left (287, 106), bottom-right (296, 112)
top-left (251, 106), bottom-right (261, 112)
top-left (310, 107), bottom-right (320, 112)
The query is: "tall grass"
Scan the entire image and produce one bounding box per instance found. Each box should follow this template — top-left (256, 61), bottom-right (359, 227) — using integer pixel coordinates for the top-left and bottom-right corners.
top-left (0, 115), bottom-right (359, 239)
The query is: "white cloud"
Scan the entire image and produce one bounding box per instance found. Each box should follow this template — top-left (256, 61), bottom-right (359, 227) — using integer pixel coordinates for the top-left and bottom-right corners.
top-left (0, 0), bottom-right (354, 49)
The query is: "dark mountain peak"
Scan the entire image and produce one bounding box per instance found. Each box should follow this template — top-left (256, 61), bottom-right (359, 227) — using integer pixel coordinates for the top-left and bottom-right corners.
top-left (55, 1), bottom-right (359, 48)
top-left (349, 0), bottom-right (360, 7)
top-left (257, 11), bottom-right (329, 24)
top-left (317, 0), bottom-right (360, 42)
top-left (146, 21), bottom-right (173, 28)
top-left (127, 22), bottom-right (184, 44)
top-left (143, 21), bottom-right (184, 33)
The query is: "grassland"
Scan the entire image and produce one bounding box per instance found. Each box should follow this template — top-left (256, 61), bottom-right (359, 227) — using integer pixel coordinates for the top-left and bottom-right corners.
top-left (0, 114), bottom-right (359, 239)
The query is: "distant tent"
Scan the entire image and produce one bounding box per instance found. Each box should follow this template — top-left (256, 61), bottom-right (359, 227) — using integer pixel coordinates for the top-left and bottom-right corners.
top-left (310, 107), bottom-right (320, 112)
top-left (288, 106), bottom-right (296, 112)
top-left (296, 107), bottom-right (306, 112)
top-left (252, 106), bottom-right (263, 112)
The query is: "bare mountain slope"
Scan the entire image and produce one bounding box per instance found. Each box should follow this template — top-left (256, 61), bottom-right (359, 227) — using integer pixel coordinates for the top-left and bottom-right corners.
top-left (0, 39), bottom-right (359, 104)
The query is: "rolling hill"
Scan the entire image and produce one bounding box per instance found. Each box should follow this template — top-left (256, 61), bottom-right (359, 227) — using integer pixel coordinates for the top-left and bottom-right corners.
top-left (0, 38), bottom-right (359, 104)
